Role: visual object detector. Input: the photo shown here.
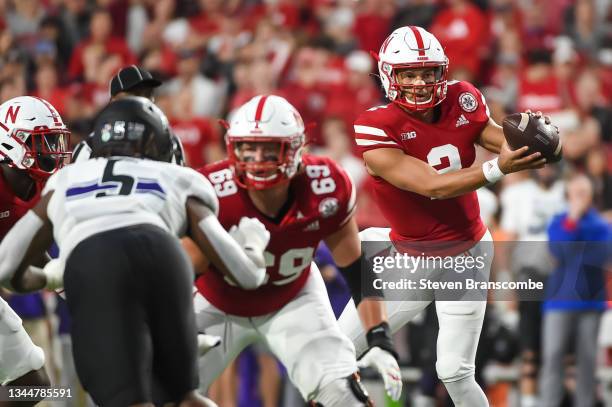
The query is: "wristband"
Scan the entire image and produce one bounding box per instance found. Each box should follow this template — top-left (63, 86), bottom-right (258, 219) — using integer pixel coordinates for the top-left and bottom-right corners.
top-left (482, 157), bottom-right (504, 183)
top-left (365, 322), bottom-right (398, 360)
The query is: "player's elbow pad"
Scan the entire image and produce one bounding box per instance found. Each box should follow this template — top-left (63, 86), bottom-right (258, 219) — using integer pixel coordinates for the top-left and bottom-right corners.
top-left (338, 254), bottom-right (383, 306)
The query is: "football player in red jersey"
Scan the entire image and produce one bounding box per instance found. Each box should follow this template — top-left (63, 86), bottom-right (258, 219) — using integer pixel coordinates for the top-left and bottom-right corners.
top-left (191, 95), bottom-right (401, 405)
top-left (338, 26), bottom-right (553, 406)
top-left (0, 96), bottom-right (70, 401)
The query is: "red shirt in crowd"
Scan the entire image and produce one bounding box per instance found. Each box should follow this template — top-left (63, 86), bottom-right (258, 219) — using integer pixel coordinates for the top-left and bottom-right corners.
top-left (278, 83), bottom-right (329, 146)
top-left (242, 2), bottom-right (301, 32)
top-left (32, 88), bottom-right (71, 117)
top-left (430, 3), bottom-right (489, 77)
top-left (517, 70), bottom-right (564, 113)
top-left (354, 12), bottom-right (391, 53)
top-left (68, 37), bottom-right (136, 80)
top-left (326, 80), bottom-right (381, 136)
top-left (170, 117), bottom-right (220, 168)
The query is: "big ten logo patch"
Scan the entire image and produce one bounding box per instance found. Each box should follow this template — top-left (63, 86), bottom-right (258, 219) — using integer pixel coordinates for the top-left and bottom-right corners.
top-left (401, 131), bottom-right (417, 141)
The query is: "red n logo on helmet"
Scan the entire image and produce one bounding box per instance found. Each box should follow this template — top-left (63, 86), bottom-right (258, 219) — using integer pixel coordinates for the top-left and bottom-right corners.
top-left (5, 105), bottom-right (20, 124)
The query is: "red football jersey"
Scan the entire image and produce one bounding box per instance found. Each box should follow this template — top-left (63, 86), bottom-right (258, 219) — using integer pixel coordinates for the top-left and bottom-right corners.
top-left (0, 168), bottom-right (40, 239)
top-left (353, 80), bottom-right (488, 246)
top-left (195, 154), bottom-right (356, 317)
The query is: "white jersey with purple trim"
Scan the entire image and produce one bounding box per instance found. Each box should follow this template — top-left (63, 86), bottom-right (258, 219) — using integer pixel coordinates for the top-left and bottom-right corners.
top-left (43, 157), bottom-right (217, 260)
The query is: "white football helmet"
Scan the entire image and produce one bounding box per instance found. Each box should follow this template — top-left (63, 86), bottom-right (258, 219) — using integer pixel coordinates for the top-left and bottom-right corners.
top-left (376, 26), bottom-right (449, 110)
top-left (0, 96), bottom-right (70, 181)
top-left (226, 95), bottom-right (305, 190)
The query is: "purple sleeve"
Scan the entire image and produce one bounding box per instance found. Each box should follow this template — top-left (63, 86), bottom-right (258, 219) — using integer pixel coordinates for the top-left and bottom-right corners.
top-left (314, 243), bottom-right (335, 268)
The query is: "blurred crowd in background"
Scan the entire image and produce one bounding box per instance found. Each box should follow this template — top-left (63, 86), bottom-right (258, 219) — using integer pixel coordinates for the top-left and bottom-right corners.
top-left (1, 0), bottom-right (611, 405)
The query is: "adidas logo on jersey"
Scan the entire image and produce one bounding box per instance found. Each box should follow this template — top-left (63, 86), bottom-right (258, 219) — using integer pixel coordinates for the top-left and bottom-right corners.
top-left (456, 114), bottom-right (469, 127)
top-left (304, 220), bottom-right (320, 231)
top-left (401, 131), bottom-right (417, 140)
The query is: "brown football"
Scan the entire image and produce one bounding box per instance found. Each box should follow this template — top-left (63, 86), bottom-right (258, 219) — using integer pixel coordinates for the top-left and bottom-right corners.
top-left (502, 112), bottom-right (562, 163)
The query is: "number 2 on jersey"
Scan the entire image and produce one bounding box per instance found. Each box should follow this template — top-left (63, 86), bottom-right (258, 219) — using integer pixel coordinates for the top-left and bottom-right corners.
top-left (427, 144), bottom-right (462, 174)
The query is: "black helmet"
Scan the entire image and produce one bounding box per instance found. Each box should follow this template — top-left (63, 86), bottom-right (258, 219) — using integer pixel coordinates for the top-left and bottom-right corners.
top-left (90, 96), bottom-right (172, 162)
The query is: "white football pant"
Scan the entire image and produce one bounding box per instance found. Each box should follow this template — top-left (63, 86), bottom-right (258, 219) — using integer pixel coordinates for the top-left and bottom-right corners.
top-left (338, 227), bottom-right (493, 406)
top-left (194, 265), bottom-right (362, 404)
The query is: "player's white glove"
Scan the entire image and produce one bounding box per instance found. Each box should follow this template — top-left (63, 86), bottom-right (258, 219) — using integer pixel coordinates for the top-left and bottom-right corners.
top-left (358, 346), bottom-right (402, 401)
top-left (229, 217), bottom-right (270, 268)
top-left (357, 322), bottom-right (402, 401)
top-left (43, 259), bottom-right (65, 291)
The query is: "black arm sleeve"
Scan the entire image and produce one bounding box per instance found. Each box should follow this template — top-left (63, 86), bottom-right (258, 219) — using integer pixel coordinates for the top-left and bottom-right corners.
top-left (338, 254), bottom-right (383, 306)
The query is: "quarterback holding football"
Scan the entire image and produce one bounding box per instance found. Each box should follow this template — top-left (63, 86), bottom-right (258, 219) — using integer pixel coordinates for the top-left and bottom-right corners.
top-left (339, 26), bottom-right (558, 406)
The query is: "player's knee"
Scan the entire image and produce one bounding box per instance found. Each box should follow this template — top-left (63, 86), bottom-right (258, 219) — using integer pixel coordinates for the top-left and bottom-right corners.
top-left (436, 354), bottom-right (473, 382)
top-left (315, 373), bottom-right (372, 406)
